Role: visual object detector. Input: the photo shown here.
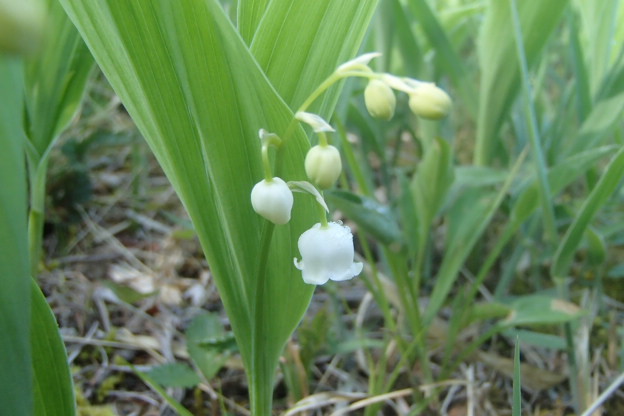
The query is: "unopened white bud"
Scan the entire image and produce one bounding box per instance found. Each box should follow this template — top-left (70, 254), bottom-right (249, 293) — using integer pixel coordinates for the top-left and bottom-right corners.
top-left (304, 145), bottom-right (342, 189)
top-left (250, 177), bottom-right (293, 225)
top-left (408, 83), bottom-right (452, 120)
top-left (364, 79), bottom-right (396, 121)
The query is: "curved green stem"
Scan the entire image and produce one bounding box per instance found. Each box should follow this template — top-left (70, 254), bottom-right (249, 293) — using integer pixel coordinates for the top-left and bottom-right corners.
top-left (318, 132), bottom-right (329, 147)
top-left (261, 145), bottom-right (272, 181)
top-left (281, 69), bottom-right (378, 146)
top-left (318, 194), bottom-right (329, 228)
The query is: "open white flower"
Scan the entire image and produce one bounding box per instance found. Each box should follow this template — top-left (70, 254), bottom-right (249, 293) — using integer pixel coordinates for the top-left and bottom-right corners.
top-left (251, 177), bottom-right (293, 225)
top-left (294, 222), bottom-right (363, 285)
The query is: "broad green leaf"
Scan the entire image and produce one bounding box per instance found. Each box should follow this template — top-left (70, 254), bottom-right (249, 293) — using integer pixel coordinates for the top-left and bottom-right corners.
top-left (551, 146), bottom-right (624, 279)
top-left (147, 363), bottom-right (201, 389)
top-left (502, 295), bottom-right (583, 327)
top-left (237, 0), bottom-right (269, 44)
top-left (453, 166), bottom-right (508, 188)
top-left (129, 363), bottom-right (194, 416)
top-left (59, 1), bottom-right (377, 412)
top-left (474, 0), bottom-right (567, 165)
top-left (503, 329), bottom-right (567, 350)
top-left (31, 280), bottom-right (75, 416)
top-left (325, 190), bottom-right (402, 247)
top-left (0, 55), bottom-right (32, 416)
top-left (251, 0), bottom-right (378, 116)
top-left (186, 312), bottom-right (231, 381)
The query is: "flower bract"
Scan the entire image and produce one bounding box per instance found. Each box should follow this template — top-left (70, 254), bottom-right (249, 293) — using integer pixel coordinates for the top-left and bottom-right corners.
top-left (295, 111), bottom-right (335, 133)
top-left (250, 177), bottom-right (293, 225)
top-left (294, 222), bottom-right (363, 285)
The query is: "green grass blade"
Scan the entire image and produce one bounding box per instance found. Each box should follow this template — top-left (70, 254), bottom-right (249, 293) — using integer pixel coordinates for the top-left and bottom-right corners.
top-left (474, 0), bottom-right (567, 165)
top-left (405, 0), bottom-right (477, 113)
top-left (0, 55), bottom-right (32, 416)
top-left (410, 137), bottom-right (454, 266)
top-left (24, 0), bottom-right (93, 158)
top-left (59, 1), bottom-right (376, 412)
top-left (551, 146), bottom-right (624, 279)
top-left (509, 0), bottom-right (556, 242)
top-left (23, 0), bottom-right (94, 275)
top-left (389, 0), bottom-right (422, 75)
top-left (31, 280), bottom-right (75, 416)
top-left (512, 337), bottom-right (522, 416)
top-left (423, 148), bottom-right (527, 325)
top-left (573, 0), bottom-right (620, 97)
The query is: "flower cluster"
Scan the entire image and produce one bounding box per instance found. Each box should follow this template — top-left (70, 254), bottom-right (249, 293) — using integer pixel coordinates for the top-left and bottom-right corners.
top-left (334, 52), bottom-right (452, 121)
top-left (364, 74), bottom-right (451, 122)
top-left (250, 53), bottom-right (451, 285)
top-left (250, 115), bottom-right (361, 285)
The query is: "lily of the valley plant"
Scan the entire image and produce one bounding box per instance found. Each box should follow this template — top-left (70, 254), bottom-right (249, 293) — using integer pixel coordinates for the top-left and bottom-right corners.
top-left (57, 0), bottom-right (451, 413)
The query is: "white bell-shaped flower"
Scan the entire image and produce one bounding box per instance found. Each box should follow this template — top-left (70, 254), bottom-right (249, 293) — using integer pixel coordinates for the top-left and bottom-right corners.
top-left (294, 222), bottom-right (363, 285)
top-left (250, 177), bottom-right (293, 225)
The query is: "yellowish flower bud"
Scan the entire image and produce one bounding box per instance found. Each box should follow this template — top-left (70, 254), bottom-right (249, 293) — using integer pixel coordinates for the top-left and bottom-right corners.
top-left (364, 79), bottom-right (396, 121)
top-left (304, 145), bottom-right (342, 189)
top-left (408, 83), bottom-right (452, 120)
